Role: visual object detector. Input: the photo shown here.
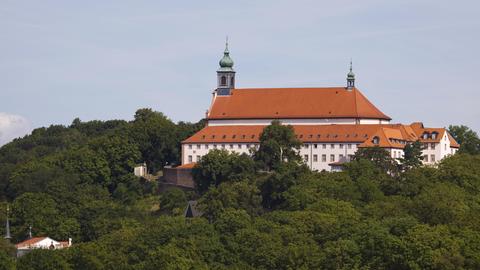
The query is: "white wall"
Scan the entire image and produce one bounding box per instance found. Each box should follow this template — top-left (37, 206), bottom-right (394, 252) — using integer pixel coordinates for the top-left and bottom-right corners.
top-left (182, 135), bottom-right (458, 170)
top-left (421, 132), bottom-right (457, 165)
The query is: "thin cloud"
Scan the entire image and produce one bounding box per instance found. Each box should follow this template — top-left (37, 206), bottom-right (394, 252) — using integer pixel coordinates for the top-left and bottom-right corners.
top-left (0, 112), bottom-right (32, 146)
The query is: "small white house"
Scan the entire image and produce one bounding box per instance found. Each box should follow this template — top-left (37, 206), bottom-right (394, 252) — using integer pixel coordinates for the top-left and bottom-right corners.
top-left (15, 236), bottom-right (72, 257)
top-left (134, 162), bottom-right (147, 177)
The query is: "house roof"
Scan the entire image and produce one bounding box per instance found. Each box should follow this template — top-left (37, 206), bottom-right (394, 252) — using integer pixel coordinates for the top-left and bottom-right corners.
top-left (15, 237), bottom-right (47, 249)
top-left (183, 124), bottom-right (413, 148)
top-left (183, 123), bottom-right (459, 149)
top-left (184, 201), bottom-right (203, 218)
top-left (410, 123), bottom-right (460, 148)
top-left (176, 163), bottom-right (196, 169)
top-left (207, 87), bottom-right (391, 120)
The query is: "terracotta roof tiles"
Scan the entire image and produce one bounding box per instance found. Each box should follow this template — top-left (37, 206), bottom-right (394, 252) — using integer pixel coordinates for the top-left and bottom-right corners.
top-left (207, 87), bottom-right (391, 120)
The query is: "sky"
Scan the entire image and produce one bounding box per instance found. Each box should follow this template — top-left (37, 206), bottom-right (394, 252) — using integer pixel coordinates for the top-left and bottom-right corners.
top-left (1, 0), bottom-right (479, 145)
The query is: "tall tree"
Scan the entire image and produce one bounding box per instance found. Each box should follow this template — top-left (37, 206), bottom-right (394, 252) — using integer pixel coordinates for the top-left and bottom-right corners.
top-left (399, 141), bottom-right (423, 170)
top-left (448, 125), bottom-right (480, 155)
top-left (254, 120), bottom-right (301, 171)
top-left (352, 146), bottom-right (399, 175)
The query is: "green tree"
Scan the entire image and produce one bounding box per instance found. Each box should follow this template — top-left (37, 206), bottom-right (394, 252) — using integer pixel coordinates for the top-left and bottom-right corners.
top-left (399, 141), bottom-right (423, 170)
top-left (352, 146), bottom-right (399, 175)
top-left (17, 249), bottom-right (71, 270)
top-left (12, 193), bottom-right (60, 240)
top-left (254, 120), bottom-right (302, 171)
top-left (159, 188), bottom-right (187, 215)
top-left (129, 108), bottom-right (178, 172)
top-left (198, 180), bottom-right (263, 220)
top-left (192, 150), bottom-right (255, 193)
top-left (448, 125), bottom-right (480, 155)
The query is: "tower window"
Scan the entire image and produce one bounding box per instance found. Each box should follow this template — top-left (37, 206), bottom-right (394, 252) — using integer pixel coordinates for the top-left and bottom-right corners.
top-left (221, 76), bottom-right (227, 86)
top-left (230, 77), bottom-right (234, 86)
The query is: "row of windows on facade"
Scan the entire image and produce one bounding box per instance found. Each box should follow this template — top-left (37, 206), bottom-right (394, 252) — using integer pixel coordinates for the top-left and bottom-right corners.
top-left (422, 132), bottom-right (439, 140)
top-left (423, 154), bottom-right (436, 162)
top-left (303, 143), bottom-right (359, 149)
top-left (303, 154), bottom-right (354, 163)
top-left (188, 143), bottom-right (259, 150)
top-left (188, 143), bottom-right (360, 150)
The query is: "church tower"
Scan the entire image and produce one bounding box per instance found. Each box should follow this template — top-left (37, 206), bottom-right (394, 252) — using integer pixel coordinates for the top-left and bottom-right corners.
top-left (216, 38), bottom-right (235, 95)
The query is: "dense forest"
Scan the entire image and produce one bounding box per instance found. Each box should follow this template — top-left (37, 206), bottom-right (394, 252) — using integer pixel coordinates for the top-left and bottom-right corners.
top-left (0, 110), bottom-right (480, 269)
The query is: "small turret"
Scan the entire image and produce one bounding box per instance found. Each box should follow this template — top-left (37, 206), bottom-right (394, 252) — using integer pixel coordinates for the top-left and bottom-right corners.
top-left (347, 60), bottom-right (355, 90)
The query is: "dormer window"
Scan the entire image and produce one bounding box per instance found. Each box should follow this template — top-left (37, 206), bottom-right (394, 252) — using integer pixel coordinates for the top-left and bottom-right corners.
top-left (372, 136), bottom-right (380, 144)
top-left (431, 132), bottom-right (438, 140)
top-left (423, 133), bottom-right (429, 139)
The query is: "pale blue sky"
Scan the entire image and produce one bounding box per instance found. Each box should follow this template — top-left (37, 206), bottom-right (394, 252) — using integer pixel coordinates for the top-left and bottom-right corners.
top-left (1, 0), bottom-right (479, 144)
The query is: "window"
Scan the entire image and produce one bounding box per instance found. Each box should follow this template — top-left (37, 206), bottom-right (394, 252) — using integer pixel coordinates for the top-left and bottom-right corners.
top-left (188, 155), bottom-right (192, 163)
top-left (246, 144), bottom-right (250, 148)
top-left (188, 145), bottom-right (192, 149)
top-left (314, 144), bottom-right (318, 149)
top-left (213, 144), bottom-right (217, 149)
top-left (431, 143), bottom-right (435, 150)
top-left (348, 144), bottom-right (352, 149)
top-left (196, 144), bottom-right (201, 149)
top-left (205, 144), bottom-right (209, 149)
top-left (221, 76), bottom-right (226, 86)
top-left (330, 144), bottom-right (335, 149)
top-left (330, 154), bottom-right (335, 162)
top-left (444, 144), bottom-right (447, 150)
top-left (322, 154), bottom-right (326, 162)
top-left (304, 144), bottom-right (309, 149)
top-left (196, 155), bottom-right (200, 162)
top-left (229, 144), bottom-right (233, 149)
top-left (221, 144), bottom-right (226, 149)
top-left (431, 155), bottom-right (435, 162)
top-left (230, 77), bottom-right (234, 86)
top-left (423, 155), bottom-right (428, 162)
top-left (339, 144), bottom-right (344, 149)
top-left (304, 155), bottom-right (309, 162)
top-left (423, 133), bottom-right (429, 139)
top-left (372, 136), bottom-right (380, 144)
top-left (322, 144), bottom-right (327, 149)
top-left (238, 144), bottom-right (242, 149)
top-left (313, 155), bottom-right (318, 162)
top-left (431, 132), bottom-right (437, 139)
top-left (348, 154), bottom-right (354, 161)
top-left (339, 154), bottom-right (344, 160)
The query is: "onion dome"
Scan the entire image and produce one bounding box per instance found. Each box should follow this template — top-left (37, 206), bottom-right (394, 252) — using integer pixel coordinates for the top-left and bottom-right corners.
top-left (218, 40), bottom-right (234, 72)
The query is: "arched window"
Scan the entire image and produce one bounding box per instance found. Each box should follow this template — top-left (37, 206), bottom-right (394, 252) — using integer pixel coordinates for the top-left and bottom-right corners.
top-left (230, 77), bottom-right (234, 86)
top-left (372, 136), bottom-right (380, 144)
top-left (221, 76), bottom-right (227, 86)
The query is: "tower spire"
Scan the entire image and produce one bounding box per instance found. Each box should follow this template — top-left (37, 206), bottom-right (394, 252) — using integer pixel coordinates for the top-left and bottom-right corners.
top-left (225, 36), bottom-right (229, 53)
top-left (347, 59), bottom-right (355, 90)
top-left (4, 205), bottom-right (11, 240)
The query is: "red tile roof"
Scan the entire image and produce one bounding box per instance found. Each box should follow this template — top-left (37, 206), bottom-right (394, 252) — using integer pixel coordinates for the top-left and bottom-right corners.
top-left (15, 237), bottom-right (47, 248)
top-left (176, 163), bottom-right (196, 169)
top-left (183, 123), bottom-right (460, 150)
top-left (207, 87), bottom-right (391, 120)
